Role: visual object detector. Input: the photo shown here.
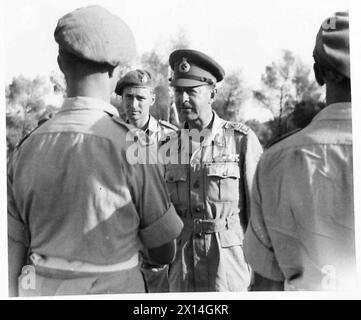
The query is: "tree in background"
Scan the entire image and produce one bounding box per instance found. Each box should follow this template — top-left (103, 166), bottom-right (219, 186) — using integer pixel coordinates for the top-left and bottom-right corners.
top-left (6, 47), bottom-right (326, 154)
top-left (6, 73), bottom-right (65, 154)
top-left (292, 99), bottom-right (326, 129)
top-left (135, 28), bottom-right (190, 126)
top-left (212, 70), bottom-right (249, 122)
top-left (251, 50), bottom-right (324, 145)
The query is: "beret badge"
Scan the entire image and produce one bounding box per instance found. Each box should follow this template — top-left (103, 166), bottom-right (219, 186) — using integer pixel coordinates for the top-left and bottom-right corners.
top-left (179, 58), bottom-right (191, 73)
top-left (140, 73), bottom-right (148, 83)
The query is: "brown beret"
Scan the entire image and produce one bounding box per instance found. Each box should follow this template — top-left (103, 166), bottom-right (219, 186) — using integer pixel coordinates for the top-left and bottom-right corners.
top-left (54, 5), bottom-right (136, 67)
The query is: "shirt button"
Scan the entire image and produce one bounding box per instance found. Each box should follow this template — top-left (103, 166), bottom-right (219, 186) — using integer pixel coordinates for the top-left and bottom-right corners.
top-left (195, 206), bottom-right (202, 212)
top-left (193, 181), bottom-right (200, 189)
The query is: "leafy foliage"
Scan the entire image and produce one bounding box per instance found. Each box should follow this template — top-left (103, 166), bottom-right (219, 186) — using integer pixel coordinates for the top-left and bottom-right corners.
top-left (6, 46), bottom-right (325, 155)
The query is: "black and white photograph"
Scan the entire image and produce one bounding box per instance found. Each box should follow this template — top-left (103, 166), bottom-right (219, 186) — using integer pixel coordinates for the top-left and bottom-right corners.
top-left (1, 0), bottom-right (361, 301)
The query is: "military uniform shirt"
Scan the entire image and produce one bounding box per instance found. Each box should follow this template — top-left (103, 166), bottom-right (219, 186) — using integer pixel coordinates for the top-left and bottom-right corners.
top-left (162, 111), bottom-right (263, 292)
top-left (244, 102), bottom-right (355, 290)
top-left (7, 97), bottom-right (183, 265)
top-left (145, 115), bottom-right (178, 145)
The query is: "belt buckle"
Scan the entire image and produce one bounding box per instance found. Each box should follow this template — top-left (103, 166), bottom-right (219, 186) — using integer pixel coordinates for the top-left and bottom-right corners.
top-left (194, 218), bottom-right (203, 238)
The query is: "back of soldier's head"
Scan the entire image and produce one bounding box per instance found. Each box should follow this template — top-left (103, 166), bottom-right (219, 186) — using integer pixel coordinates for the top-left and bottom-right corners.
top-left (54, 5), bottom-right (136, 75)
top-left (313, 11), bottom-right (350, 86)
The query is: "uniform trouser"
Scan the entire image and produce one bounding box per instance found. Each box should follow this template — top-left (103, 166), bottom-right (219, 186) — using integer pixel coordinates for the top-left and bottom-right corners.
top-left (141, 265), bottom-right (169, 293)
top-left (18, 265), bottom-right (146, 297)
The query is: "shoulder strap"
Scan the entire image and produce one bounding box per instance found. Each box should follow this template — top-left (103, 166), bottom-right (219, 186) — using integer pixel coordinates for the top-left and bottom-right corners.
top-left (224, 121), bottom-right (250, 135)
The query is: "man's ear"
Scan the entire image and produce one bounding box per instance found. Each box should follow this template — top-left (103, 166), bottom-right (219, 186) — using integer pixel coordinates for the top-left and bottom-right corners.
top-left (210, 88), bottom-right (217, 100)
top-left (108, 65), bottom-right (121, 80)
top-left (313, 62), bottom-right (325, 86)
top-left (57, 55), bottom-right (64, 73)
top-left (150, 93), bottom-right (156, 106)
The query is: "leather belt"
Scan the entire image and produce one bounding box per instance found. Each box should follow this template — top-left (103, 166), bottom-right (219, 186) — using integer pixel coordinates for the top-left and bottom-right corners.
top-left (183, 215), bottom-right (240, 237)
top-left (30, 252), bottom-right (139, 273)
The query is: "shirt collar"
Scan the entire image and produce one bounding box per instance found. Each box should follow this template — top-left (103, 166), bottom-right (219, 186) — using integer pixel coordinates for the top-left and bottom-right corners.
top-left (146, 115), bottom-right (160, 135)
top-left (181, 111), bottom-right (226, 148)
top-left (183, 111), bottom-right (224, 131)
top-left (312, 102), bottom-right (351, 122)
top-left (60, 96), bottom-right (119, 117)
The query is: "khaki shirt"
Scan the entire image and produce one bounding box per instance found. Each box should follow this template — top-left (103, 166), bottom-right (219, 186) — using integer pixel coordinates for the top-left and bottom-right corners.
top-left (8, 97), bottom-right (183, 266)
top-left (244, 102), bottom-right (355, 290)
top-left (162, 111), bottom-right (263, 291)
top-left (145, 115), bottom-right (178, 145)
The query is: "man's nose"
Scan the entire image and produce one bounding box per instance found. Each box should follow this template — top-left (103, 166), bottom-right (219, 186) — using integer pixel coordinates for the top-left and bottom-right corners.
top-left (182, 91), bottom-right (189, 103)
top-left (129, 97), bottom-right (138, 109)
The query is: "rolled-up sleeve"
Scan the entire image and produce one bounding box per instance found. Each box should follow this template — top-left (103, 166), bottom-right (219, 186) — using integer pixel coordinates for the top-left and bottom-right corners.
top-left (139, 203), bottom-right (183, 248)
top-left (244, 159), bottom-right (284, 281)
top-left (128, 163), bottom-right (184, 249)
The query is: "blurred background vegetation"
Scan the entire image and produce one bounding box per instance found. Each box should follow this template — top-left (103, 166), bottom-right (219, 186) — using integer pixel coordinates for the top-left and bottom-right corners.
top-left (5, 31), bottom-right (325, 157)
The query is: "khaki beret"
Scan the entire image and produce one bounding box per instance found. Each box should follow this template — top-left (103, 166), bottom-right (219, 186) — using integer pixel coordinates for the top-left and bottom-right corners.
top-left (313, 11), bottom-right (350, 78)
top-left (54, 5), bottom-right (136, 67)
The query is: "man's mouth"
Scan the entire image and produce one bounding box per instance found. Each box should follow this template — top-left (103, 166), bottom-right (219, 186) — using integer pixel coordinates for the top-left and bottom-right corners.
top-left (128, 110), bottom-right (141, 116)
top-left (181, 104), bottom-right (192, 111)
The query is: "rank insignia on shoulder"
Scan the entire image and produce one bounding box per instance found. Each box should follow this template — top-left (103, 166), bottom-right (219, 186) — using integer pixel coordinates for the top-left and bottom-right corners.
top-left (213, 153), bottom-right (239, 162)
top-left (224, 121), bottom-right (250, 134)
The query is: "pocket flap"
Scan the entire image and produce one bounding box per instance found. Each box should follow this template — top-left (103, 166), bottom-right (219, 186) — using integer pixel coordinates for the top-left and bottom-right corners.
top-left (207, 162), bottom-right (240, 179)
top-left (219, 227), bottom-right (244, 247)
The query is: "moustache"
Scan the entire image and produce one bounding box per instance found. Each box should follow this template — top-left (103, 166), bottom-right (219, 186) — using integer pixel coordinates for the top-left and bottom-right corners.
top-left (180, 102), bottom-right (192, 109)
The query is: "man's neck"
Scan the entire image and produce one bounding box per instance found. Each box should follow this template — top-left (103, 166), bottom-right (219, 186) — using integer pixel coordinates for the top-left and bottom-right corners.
top-left (326, 81), bottom-right (351, 106)
top-left (66, 74), bottom-right (111, 103)
top-left (130, 116), bottom-right (150, 130)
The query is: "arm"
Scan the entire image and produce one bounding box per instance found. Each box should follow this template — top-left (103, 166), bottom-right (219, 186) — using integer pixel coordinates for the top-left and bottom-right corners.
top-left (7, 166), bottom-right (29, 297)
top-left (127, 161), bottom-right (183, 263)
top-left (243, 157), bottom-right (286, 288)
top-left (147, 240), bottom-right (176, 266)
top-left (8, 238), bottom-right (28, 297)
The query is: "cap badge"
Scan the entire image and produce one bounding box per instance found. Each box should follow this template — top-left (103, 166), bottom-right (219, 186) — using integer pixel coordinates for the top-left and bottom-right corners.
top-left (179, 58), bottom-right (191, 73)
top-left (139, 73), bottom-right (148, 83)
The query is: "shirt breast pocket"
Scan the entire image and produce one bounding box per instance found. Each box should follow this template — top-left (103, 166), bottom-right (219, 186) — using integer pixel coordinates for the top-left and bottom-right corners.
top-left (165, 165), bottom-right (188, 208)
top-left (205, 162), bottom-right (240, 202)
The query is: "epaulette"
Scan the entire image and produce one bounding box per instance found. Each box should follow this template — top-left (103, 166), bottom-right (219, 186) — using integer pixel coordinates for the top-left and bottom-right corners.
top-left (266, 128), bottom-right (302, 149)
top-left (158, 119), bottom-right (178, 132)
top-left (15, 127), bottom-right (38, 149)
top-left (16, 116), bottom-right (52, 149)
top-left (108, 113), bottom-right (133, 131)
top-left (224, 121), bottom-right (250, 135)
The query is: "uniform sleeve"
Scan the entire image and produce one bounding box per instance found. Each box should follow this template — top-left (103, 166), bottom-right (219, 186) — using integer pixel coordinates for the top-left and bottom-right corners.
top-left (242, 129), bottom-right (263, 221)
top-left (244, 159), bottom-right (285, 281)
top-left (128, 162), bottom-right (183, 249)
top-left (7, 160), bottom-right (29, 247)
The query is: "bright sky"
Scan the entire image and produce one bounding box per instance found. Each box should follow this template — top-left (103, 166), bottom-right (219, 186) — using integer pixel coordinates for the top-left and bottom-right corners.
top-left (3, 0), bottom-right (350, 87)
